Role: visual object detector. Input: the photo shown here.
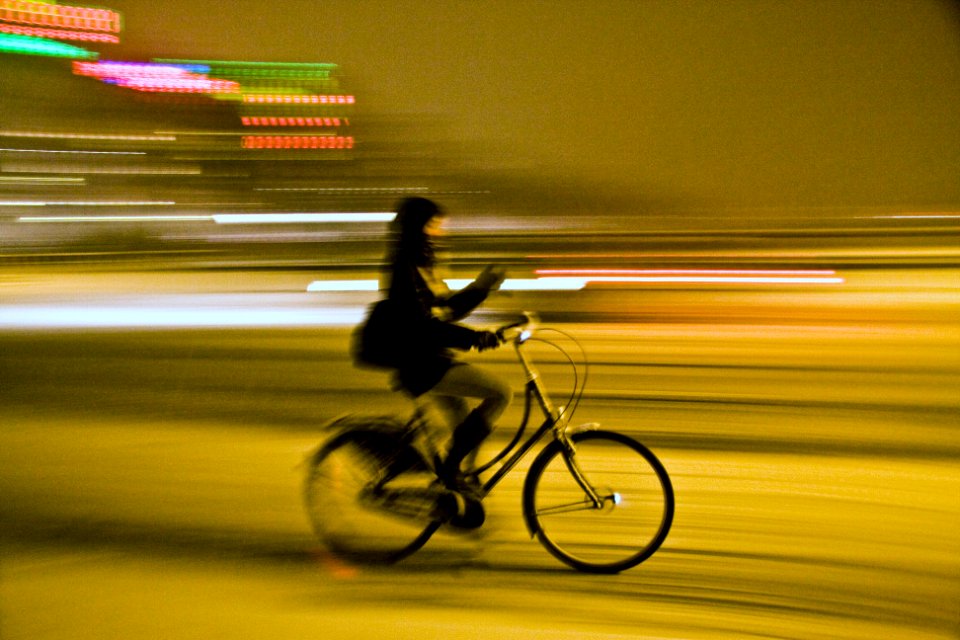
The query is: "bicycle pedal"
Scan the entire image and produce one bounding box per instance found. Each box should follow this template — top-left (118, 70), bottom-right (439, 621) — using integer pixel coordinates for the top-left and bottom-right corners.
top-left (432, 491), bottom-right (467, 521)
top-left (448, 497), bottom-right (485, 530)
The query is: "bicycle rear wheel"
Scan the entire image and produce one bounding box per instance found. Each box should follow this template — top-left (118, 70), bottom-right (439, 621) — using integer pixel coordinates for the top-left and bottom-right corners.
top-left (523, 430), bottom-right (674, 573)
top-left (303, 429), bottom-right (440, 563)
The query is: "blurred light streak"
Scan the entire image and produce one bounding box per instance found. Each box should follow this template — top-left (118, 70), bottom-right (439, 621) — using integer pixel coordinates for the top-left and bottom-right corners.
top-left (0, 176), bottom-right (84, 185)
top-left (2, 162), bottom-right (201, 174)
top-left (578, 276), bottom-right (845, 285)
top-left (240, 135), bottom-right (354, 149)
top-left (445, 278), bottom-right (588, 291)
top-left (6, 200), bottom-right (175, 207)
top-left (255, 187), bottom-right (428, 193)
top-left (212, 212), bottom-right (393, 224)
top-left (537, 268), bottom-right (839, 277)
top-left (0, 147), bottom-right (146, 155)
top-left (0, 24), bottom-right (118, 43)
top-left (306, 278), bottom-right (588, 292)
top-left (243, 94), bottom-right (354, 105)
top-left (874, 214), bottom-right (960, 219)
top-left (18, 215), bottom-right (207, 222)
top-left (536, 269), bottom-right (844, 285)
top-left (0, 1), bottom-right (122, 33)
top-left (0, 131), bottom-right (176, 141)
top-left (0, 32), bottom-right (96, 57)
top-left (0, 303), bottom-right (364, 328)
top-left (74, 61), bottom-right (209, 77)
top-left (240, 116), bottom-right (345, 127)
top-left (155, 58), bottom-right (338, 74)
top-left (306, 272), bottom-right (844, 292)
top-left (306, 280), bottom-right (379, 292)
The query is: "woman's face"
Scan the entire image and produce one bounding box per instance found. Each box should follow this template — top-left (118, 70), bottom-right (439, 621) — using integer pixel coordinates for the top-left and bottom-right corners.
top-left (423, 214), bottom-right (447, 237)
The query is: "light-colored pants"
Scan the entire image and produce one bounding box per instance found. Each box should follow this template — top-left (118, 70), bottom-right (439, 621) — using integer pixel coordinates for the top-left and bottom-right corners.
top-left (426, 362), bottom-right (513, 430)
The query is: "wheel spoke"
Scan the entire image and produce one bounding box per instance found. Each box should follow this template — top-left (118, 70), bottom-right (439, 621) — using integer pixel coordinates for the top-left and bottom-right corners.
top-left (536, 497), bottom-right (597, 516)
top-left (524, 431), bottom-right (673, 573)
top-left (303, 430), bottom-right (439, 563)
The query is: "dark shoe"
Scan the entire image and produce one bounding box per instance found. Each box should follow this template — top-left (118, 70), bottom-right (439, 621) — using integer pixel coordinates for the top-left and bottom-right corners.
top-left (438, 410), bottom-right (491, 490)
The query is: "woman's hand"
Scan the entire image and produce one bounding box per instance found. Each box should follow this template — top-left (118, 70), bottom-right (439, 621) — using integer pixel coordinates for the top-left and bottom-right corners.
top-left (475, 265), bottom-right (506, 291)
top-left (473, 330), bottom-right (503, 352)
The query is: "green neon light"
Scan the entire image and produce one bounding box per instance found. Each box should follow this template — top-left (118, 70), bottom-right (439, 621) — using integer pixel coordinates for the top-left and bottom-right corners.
top-left (155, 58), bottom-right (338, 71)
top-left (0, 32), bottom-right (97, 58)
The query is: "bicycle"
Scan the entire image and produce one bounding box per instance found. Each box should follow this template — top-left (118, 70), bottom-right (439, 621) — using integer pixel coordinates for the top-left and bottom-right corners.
top-left (303, 313), bottom-right (674, 573)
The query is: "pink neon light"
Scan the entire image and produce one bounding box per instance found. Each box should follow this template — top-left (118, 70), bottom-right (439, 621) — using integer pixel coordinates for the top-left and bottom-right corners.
top-left (73, 62), bottom-right (239, 94)
top-left (74, 61), bottom-right (195, 79)
top-left (240, 116), bottom-right (345, 127)
top-left (536, 269), bottom-right (838, 277)
top-left (242, 94), bottom-right (355, 105)
top-left (242, 136), bottom-right (354, 150)
top-left (120, 78), bottom-right (239, 93)
top-left (0, 1), bottom-right (122, 32)
top-left (0, 23), bottom-right (119, 42)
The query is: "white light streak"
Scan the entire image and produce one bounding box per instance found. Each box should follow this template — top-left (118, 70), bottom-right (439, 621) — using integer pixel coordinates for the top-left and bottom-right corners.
top-left (577, 276), bottom-right (844, 285)
top-left (0, 304), bottom-right (364, 328)
top-left (255, 186), bottom-right (429, 193)
top-left (534, 269), bottom-right (844, 285)
top-left (2, 163), bottom-right (202, 175)
top-left (213, 212), bottom-right (395, 224)
top-left (18, 215), bottom-right (211, 223)
top-left (874, 214), bottom-right (960, 219)
top-left (0, 148), bottom-right (147, 155)
top-left (0, 130), bottom-right (177, 141)
top-left (0, 176), bottom-right (85, 185)
top-left (7, 201), bottom-right (175, 207)
top-left (307, 280), bottom-right (380, 292)
top-left (306, 272), bottom-right (844, 293)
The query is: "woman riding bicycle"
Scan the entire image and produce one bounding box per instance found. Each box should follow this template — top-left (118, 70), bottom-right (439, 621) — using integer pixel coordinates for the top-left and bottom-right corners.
top-left (357, 197), bottom-right (512, 488)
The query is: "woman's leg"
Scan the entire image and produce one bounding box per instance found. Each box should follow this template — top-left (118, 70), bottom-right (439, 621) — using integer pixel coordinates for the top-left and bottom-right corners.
top-left (428, 363), bottom-right (513, 481)
top-left (428, 362), bottom-right (513, 426)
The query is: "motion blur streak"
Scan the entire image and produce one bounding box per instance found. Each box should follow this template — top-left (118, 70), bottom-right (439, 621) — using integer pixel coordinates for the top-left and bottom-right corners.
top-left (2, 0), bottom-right (959, 637)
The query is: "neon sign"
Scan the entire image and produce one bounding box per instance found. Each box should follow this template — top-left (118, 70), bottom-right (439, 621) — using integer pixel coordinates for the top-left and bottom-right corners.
top-left (0, 31), bottom-right (96, 57)
top-left (241, 136), bottom-right (354, 150)
top-left (73, 61), bottom-right (239, 93)
top-left (243, 94), bottom-right (355, 105)
top-left (240, 116), bottom-right (346, 127)
top-left (0, 1), bottom-right (121, 43)
top-left (0, 23), bottom-right (117, 42)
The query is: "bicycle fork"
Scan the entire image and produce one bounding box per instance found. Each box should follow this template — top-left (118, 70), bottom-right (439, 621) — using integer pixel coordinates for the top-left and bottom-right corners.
top-left (518, 343), bottom-right (607, 510)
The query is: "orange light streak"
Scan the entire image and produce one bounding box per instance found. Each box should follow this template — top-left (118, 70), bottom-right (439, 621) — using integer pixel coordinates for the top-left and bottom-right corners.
top-left (534, 268), bottom-right (843, 286)
top-left (0, 23), bottom-right (118, 42)
top-left (241, 135), bottom-right (354, 150)
top-left (242, 94), bottom-right (355, 105)
top-left (536, 269), bottom-right (838, 277)
top-left (0, 1), bottom-right (121, 32)
top-left (240, 116), bottom-right (345, 127)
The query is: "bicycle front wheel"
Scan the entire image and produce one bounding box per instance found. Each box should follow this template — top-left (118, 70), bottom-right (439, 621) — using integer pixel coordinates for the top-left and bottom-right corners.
top-left (523, 430), bottom-right (674, 573)
top-left (303, 430), bottom-right (440, 564)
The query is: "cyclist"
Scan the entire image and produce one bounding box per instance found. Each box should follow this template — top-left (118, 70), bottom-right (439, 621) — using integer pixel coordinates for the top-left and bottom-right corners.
top-left (356, 197), bottom-right (512, 489)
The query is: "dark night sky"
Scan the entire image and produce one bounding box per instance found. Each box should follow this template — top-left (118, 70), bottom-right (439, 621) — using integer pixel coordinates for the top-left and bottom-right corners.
top-left (33, 1), bottom-right (960, 211)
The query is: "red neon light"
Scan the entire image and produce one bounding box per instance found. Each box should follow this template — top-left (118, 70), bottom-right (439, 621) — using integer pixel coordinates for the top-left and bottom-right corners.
top-left (242, 136), bottom-right (354, 150)
top-left (536, 269), bottom-right (839, 277)
top-left (243, 94), bottom-right (355, 105)
top-left (74, 61), bottom-right (195, 79)
top-left (0, 23), bottom-right (118, 42)
top-left (73, 61), bottom-right (239, 94)
top-left (240, 116), bottom-right (345, 127)
top-left (121, 77), bottom-right (239, 93)
top-left (0, 1), bottom-right (122, 33)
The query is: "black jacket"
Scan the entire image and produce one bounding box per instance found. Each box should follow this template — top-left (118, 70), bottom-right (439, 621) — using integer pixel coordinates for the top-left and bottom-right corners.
top-left (386, 251), bottom-right (490, 396)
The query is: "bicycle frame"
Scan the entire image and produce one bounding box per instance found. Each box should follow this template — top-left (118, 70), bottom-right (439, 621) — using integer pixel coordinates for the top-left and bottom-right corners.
top-left (476, 326), bottom-right (605, 508)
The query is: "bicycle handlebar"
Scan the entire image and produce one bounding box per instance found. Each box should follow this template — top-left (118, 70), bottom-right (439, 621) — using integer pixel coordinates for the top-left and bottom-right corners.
top-left (495, 311), bottom-right (539, 344)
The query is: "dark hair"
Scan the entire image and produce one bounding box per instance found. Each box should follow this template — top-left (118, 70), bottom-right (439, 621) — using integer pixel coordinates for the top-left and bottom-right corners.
top-left (390, 197), bottom-right (443, 266)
